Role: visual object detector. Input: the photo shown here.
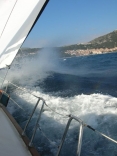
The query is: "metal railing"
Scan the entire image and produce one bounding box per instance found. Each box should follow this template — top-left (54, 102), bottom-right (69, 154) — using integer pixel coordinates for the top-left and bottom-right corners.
top-left (56, 115), bottom-right (84, 156)
top-left (22, 97), bottom-right (45, 147)
top-left (21, 98), bottom-right (117, 156)
top-left (1, 76), bottom-right (117, 156)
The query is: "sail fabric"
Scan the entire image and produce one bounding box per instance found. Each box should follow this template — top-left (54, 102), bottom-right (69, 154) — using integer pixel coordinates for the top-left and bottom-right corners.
top-left (0, 0), bottom-right (47, 69)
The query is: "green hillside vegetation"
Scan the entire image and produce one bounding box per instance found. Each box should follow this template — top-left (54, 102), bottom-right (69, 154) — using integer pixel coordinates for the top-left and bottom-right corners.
top-left (59, 30), bottom-right (117, 52)
top-left (89, 30), bottom-right (117, 48)
top-left (21, 30), bottom-right (117, 57)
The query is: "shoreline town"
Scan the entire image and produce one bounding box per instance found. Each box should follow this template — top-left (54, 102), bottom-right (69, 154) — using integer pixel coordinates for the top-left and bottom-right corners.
top-left (65, 47), bottom-right (117, 56)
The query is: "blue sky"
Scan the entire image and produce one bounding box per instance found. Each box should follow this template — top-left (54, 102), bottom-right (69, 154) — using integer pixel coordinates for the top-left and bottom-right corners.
top-left (23, 0), bottom-right (117, 48)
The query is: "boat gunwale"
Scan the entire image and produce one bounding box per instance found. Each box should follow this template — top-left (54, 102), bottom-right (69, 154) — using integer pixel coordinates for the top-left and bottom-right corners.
top-left (0, 104), bottom-right (40, 156)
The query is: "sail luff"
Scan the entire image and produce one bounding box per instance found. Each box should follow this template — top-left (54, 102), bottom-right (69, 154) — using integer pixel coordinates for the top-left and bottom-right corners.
top-left (0, 0), bottom-right (48, 69)
top-left (0, 0), bottom-right (17, 38)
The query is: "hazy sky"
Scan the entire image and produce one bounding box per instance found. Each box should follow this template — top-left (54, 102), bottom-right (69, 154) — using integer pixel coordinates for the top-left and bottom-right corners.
top-left (23, 0), bottom-right (117, 48)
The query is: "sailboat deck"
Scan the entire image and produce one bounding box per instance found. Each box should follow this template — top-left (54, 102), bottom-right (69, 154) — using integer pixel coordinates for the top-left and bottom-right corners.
top-left (0, 106), bottom-right (32, 156)
top-left (0, 104), bottom-right (40, 156)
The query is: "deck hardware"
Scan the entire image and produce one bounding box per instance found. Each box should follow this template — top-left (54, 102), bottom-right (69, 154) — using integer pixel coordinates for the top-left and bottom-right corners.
top-left (56, 115), bottom-right (84, 156)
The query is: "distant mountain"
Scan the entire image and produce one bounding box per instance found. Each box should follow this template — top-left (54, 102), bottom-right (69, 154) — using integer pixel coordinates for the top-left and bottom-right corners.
top-left (60, 30), bottom-right (117, 51)
top-left (89, 30), bottom-right (117, 48)
top-left (56, 30), bottom-right (117, 57)
top-left (21, 30), bottom-right (117, 57)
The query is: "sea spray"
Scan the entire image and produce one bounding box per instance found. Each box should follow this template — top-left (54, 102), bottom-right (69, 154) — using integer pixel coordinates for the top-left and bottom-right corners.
top-left (1, 50), bottom-right (117, 156)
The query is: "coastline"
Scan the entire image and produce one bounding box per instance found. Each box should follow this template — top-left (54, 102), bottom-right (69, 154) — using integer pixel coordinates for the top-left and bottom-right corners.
top-left (65, 47), bottom-right (117, 57)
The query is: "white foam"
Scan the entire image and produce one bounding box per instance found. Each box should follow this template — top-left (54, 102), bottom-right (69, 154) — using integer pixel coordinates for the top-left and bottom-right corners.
top-left (12, 87), bottom-right (117, 128)
top-left (8, 88), bottom-right (117, 155)
top-left (1, 50), bottom-right (117, 155)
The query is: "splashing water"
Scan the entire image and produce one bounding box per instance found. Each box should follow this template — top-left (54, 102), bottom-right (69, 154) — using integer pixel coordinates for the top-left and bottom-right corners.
top-left (1, 49), bottom-right (117, 156)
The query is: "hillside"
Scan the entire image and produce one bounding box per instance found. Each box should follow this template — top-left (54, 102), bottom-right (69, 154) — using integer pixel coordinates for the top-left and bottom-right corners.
top-left (21, 30), bottom-right (117, 57)
top-left (89, 30), bottom-right (117, 48)
top-left (58, 30), bottom-right (117, 56)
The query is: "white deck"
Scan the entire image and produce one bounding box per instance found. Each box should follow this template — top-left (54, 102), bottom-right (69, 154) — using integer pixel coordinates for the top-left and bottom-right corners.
top-left (0, 107), bottom-right (31, 156)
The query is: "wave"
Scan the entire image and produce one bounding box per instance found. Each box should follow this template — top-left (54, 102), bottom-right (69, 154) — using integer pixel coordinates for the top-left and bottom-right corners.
top-left (7, 86), bottom-right (117, 156)
top-left (1, 49), bottom-right (117, 155)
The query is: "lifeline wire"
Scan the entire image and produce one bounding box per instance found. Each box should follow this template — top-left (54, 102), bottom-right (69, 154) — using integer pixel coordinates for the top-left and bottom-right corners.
top-left (2, 89), bottom-right (24, 111)
top-left (85, 124), bottom-right (117, 144)
top-left (0, 76), bottom-right (70, 118)
top-left (10, 97), bottom-right (24, 111)
top-left (44, 102), bottom-right (69, 118)
top-left (1, 77), bottom-right (117, 145)
top-left (38, 125), bottom-right (59, 148)
top-left (0, 76), bottom-right (38, 98)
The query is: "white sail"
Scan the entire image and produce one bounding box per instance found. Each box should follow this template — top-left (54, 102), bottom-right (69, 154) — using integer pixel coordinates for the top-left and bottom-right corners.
top-left (0, 0), bottom-right (47, 69)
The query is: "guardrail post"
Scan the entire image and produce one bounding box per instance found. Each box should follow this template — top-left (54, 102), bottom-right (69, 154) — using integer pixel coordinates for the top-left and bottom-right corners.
top-left (76, 123), bottom-right (84, 156)
top-left (22, 98), bottom-right (40, 136)
top-left (56, 115), bottom-right (84, 156)
top-left (56, 117), bottom-right (73, 156)
top-left (29, 100), bottom-right (45, 147)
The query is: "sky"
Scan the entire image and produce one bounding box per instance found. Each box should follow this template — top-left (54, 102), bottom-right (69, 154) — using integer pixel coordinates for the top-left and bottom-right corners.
top-left (23, 0), bottom-right (117, 48)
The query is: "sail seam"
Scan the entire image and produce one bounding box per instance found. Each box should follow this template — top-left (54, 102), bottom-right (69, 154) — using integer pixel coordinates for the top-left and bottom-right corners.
top-left (0, 0), bottom-right (18, 39)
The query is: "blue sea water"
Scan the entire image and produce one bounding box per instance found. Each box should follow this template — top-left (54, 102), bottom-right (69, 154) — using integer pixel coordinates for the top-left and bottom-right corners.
top-left (37, 52), bottom-right (117, 98)
top-left (1, 51), bottom-right (117, 156)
